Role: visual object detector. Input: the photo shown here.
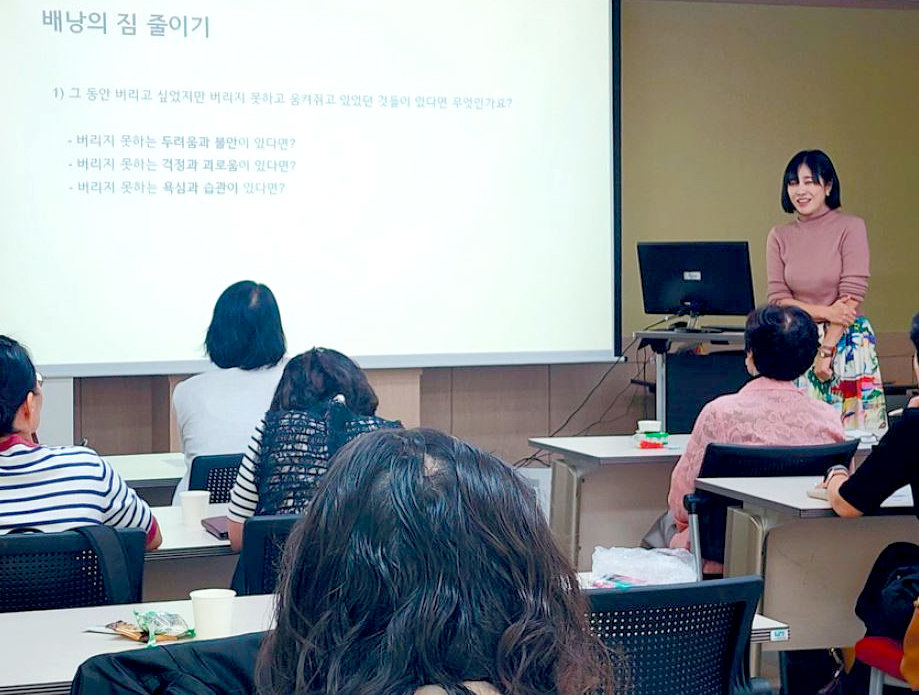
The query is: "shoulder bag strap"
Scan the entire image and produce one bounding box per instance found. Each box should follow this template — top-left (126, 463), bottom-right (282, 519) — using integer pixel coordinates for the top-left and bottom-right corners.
top-left (73, 525), bottom-right (134, 604)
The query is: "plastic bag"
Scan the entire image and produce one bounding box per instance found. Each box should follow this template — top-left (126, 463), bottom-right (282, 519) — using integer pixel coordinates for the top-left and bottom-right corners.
top-left (591, 546), bottom-right (697, 587)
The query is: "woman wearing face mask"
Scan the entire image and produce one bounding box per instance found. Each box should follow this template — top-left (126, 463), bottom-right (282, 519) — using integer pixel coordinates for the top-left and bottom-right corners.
top-left (766, 149), bottom-right (887, 433)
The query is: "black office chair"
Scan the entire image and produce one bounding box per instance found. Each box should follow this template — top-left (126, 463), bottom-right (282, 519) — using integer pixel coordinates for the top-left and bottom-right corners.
top-left (189, 454), bottom-right (243, 504)
top-left (0, 526), bottom-right (145, 612)
top-left (586, 575), bottom-right (771, 695)
top-left (684, 440), bottom-right (859, 574)
top-left (231, 514), bottom-right (299, 595)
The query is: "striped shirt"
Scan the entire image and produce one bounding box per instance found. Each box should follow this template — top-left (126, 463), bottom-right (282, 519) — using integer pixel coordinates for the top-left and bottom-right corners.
top-left (0, 436), bottom-right (155, 535)
top-left (227, 422), bottom-right (263, 524)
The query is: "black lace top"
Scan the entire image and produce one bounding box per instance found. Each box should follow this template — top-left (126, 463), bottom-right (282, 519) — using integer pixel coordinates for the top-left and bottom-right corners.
top-left (254, 399), bottom-right (401, 516)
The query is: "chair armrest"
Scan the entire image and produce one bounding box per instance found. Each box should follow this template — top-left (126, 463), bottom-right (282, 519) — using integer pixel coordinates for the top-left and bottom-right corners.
top-left (684, 493), bottom-right (705, 515)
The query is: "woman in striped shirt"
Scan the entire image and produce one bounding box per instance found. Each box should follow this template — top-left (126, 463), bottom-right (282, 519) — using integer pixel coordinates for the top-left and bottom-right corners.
top-left (0, 336), bottom-right (161, 549)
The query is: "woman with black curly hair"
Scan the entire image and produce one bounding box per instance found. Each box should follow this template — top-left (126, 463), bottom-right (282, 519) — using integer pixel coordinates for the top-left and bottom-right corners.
top-left (256, 427), bottom-right (612, 695)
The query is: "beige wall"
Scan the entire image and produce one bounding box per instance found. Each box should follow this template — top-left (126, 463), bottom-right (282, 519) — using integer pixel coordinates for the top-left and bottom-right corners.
top-left (621, 0), bottom-right (919, 336)
top-left (73, 0), bottom-right (917, 459)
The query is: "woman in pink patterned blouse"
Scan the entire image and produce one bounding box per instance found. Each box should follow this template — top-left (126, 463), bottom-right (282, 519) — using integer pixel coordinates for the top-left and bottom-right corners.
top-left (667, 305), bottom-right (846, 555)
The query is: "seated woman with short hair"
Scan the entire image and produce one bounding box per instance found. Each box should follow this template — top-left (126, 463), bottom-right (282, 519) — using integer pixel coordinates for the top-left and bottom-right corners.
top-left (667, 304), bottom-right (846, 554)
top-left (226, 347), bottom-right (400, 551)
top-left (171, 280), bottom-right (287, 504)
top-left (256, 428), bottom-right (612, 695)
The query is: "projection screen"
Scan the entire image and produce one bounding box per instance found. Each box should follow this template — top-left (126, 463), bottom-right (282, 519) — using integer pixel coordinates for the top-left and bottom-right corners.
top-left (2, 0), bottom-right (620, 375)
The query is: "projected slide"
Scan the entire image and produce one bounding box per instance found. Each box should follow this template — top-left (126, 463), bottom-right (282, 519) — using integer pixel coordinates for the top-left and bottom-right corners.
top-left (2, 0), bottom-right (615, 374)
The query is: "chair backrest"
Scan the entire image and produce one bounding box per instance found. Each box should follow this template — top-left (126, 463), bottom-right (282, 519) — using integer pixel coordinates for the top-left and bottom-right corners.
top-left (586, 575), bottom-right (764, 695)
top-left (189, 454), bottom-right (243, 504)
top-left (72, 631), bottom-right (264, 694)
top-left (692, 439), bottom-right (859, 563)
top-left (0, 526), bottom-right (145, 612)
top-left (235, 514), bottom-right (299, 595)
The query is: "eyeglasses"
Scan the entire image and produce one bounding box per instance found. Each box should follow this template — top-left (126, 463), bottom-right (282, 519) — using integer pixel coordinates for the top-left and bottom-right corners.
top-left (34, 372), bottom-right (43, 390)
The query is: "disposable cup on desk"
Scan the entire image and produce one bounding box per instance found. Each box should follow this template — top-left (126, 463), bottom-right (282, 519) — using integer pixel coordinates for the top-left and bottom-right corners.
top-left (189, 588), bottom-right (236, 639)
top-left (179, 490), bottom-right (210, 527)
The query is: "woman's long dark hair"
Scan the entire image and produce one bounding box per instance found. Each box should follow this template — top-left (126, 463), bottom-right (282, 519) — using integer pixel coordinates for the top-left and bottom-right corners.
top-left (268, 348), bottom-right (378, 415)
top-left (256, 428), bottom-right (611, 695)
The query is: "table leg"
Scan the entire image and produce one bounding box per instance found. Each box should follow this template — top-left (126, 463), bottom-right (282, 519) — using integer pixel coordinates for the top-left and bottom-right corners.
top-left (550, 459), bottom-right (580, 564)
top-left (655, 351), bottom-right (667, 431)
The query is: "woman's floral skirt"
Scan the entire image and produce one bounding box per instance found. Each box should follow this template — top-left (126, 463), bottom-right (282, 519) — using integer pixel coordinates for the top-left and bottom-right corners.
top-left (796, 317), bottom-right (888, 434)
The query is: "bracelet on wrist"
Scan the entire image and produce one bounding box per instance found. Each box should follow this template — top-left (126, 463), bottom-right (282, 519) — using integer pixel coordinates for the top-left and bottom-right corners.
top-left (818, 345), bottom-right (837, 359)
top-left (823, 465), bottom-right (850, 484)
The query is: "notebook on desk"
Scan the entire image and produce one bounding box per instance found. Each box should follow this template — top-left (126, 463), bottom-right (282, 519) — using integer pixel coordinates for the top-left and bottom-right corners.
top-left (201, 516), bottom-right (228, 540)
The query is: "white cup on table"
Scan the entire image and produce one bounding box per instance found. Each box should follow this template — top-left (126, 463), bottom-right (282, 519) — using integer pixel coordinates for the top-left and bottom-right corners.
top-left (189, 588), bottom-right (236, 639)
top-left (179, 490), bottom-right (210, 527)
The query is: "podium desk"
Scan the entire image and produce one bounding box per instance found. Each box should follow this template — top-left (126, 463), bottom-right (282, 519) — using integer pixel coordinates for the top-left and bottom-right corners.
top-left (145, 503), bottom-right (237, 600)
top-left (695, 476), bottom-right (918, 650)
top-left (0, 594), bottom-right (273, 695)
top-left (530, 435), bottom-right (872, 571)
top-left (634, 329), bottom-right (747, 433)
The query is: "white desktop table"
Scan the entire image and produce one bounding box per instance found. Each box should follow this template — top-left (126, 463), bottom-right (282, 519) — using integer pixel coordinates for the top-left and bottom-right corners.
top-left (145, 503), bottom-right (237, 600)
top-left (0, 594), bottom-right (274, 695)
top-left (530, 435), bottom-right (872, 570)
top-left (108, 452), bottom-right (186, 489)
top-left (529, 434), bottom-right (690, 568)
top-left (695, 476), bottom-right (918, 650)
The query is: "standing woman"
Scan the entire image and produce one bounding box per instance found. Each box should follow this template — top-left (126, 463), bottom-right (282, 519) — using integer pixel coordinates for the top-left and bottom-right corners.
top-left (767, 150), bottom-right (887, 433)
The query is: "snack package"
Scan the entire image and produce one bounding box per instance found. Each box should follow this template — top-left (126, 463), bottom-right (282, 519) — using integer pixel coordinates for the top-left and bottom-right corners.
top-left (107, 611), bottom-right (194, 646)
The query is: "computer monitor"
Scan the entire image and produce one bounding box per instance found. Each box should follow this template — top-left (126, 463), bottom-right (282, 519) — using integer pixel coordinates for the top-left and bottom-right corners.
top-left (637, 241), bottom-right (755, 320)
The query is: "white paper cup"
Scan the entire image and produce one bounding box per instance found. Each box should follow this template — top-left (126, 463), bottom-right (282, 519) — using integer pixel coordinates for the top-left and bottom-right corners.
top-left (189, 588), bottom-right (236, 639)
top-left (179, 490), bottom-right (210, 527)
top-left (637, 419), bottom-right (662, 433)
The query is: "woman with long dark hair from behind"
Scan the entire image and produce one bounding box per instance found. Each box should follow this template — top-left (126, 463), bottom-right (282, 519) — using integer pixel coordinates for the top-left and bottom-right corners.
top-left (256, 428), bottom-right (612, 695)
top-left (225, 347), bottom-right (399, 551)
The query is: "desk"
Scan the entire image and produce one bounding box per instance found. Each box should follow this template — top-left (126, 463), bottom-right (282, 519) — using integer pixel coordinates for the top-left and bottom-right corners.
top-left (696, 477), bottom-right (913, 519)
top-left (0, 594), bottom-right (273, 695)
top-left (0, 590), bottom-right (782, 695)
top-left (108, 452), bottom-right (186, 506)
top-left (530, 435), bottom-right (690, 568)
top-left (531, 435), bottom-right (872, 570)
top-left (695, 476), bottom-right (919, 650)
top-left (145, 503), bottom-right (237, 600)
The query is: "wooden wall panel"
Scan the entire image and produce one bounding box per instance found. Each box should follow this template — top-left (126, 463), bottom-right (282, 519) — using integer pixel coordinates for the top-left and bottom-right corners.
top-left (449, 365), bottom-right (549, 464)
top-left (365, 368), bottom-right (422, 428)
top-left (548, 346), bottom-right (654, 439)
top-left (76, 377), bottom-right (156, 455)
top-left (419, 368), bottom-right (452, 432)
top-left (877, 331), bottom-right (917, 388)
